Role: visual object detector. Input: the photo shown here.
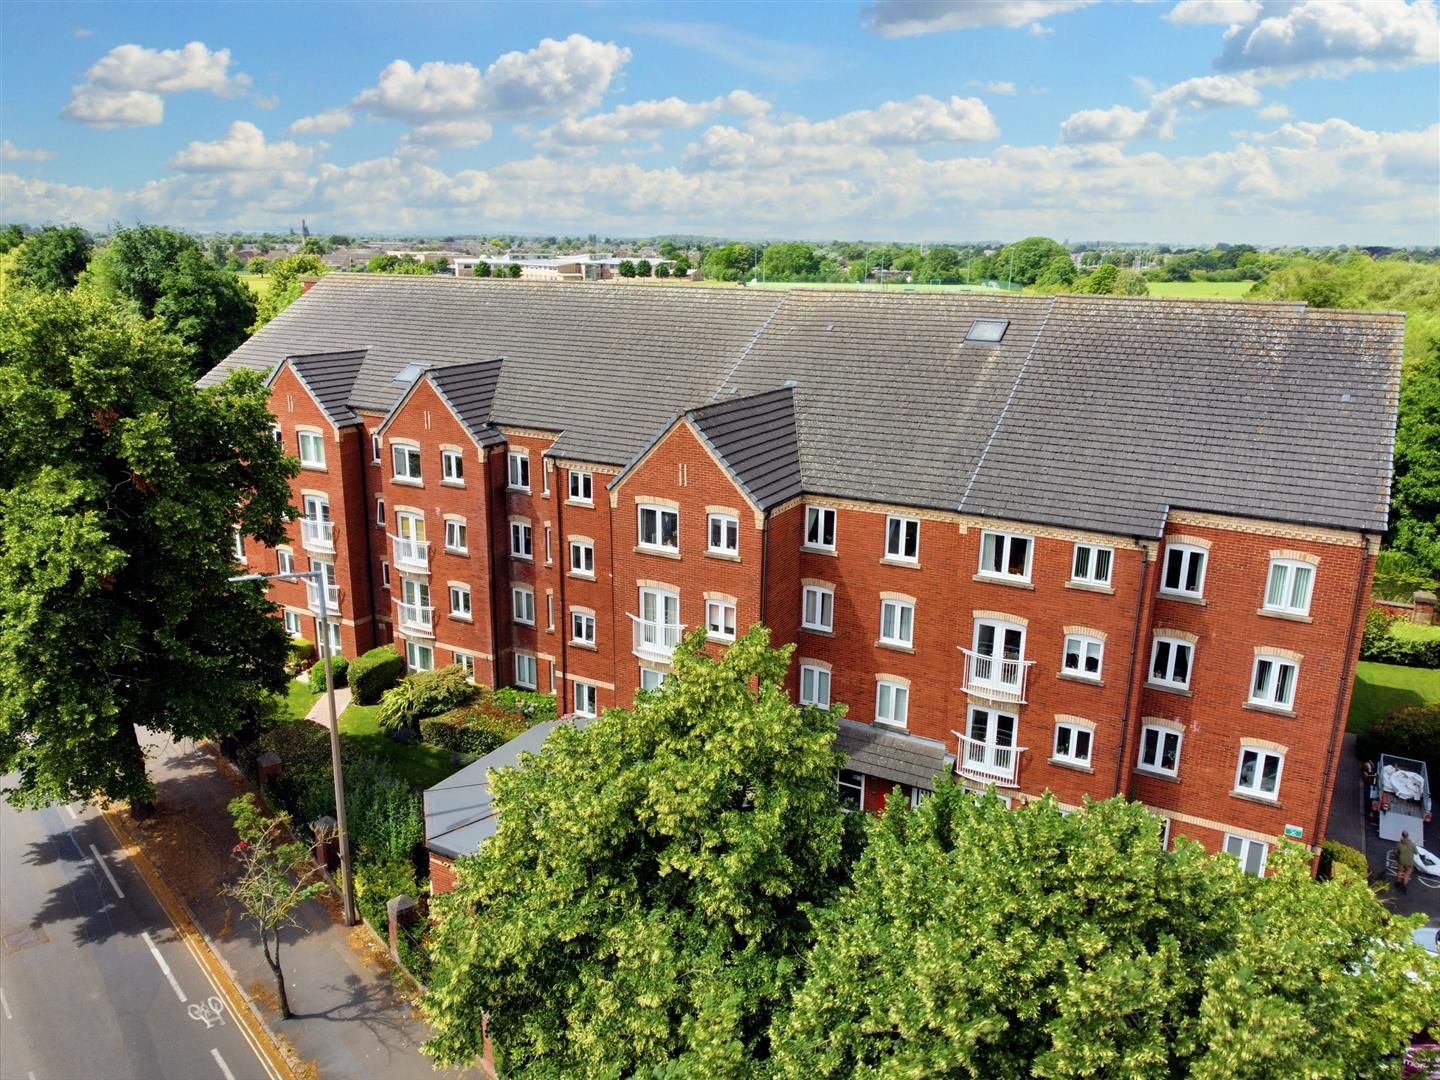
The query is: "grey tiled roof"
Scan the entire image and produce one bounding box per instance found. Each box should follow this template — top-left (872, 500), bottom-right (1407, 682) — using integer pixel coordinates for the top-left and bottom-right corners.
top-left (429, 358), bottom-right (507, 448)
top-left (688, 387), bottom-right (803, 511)
top-left (205, 276), bottom-right (1403, 536)
top-left (835, 717), bottom-right (950, 791)
top-left (269, 348), bottom-right (368, 428)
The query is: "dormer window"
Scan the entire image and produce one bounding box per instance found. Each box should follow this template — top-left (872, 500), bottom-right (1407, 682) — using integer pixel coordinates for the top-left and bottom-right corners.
top-left (965, 319), bottom-right (1009, 344)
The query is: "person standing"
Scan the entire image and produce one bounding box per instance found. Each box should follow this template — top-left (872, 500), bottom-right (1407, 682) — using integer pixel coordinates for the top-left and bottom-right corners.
top-left (1395, 830), bottom-right (1417, 892)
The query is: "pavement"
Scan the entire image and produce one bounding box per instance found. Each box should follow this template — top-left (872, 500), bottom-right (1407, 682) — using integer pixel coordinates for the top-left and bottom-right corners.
top-left (1327, 732), bottom-right (1439, 924)
top-left (303, 681), bottom-right (352, 727)
top-left (0, 783), bottom-right (280, 1080)
top-left (117, 730), bottom-right (478, 1080)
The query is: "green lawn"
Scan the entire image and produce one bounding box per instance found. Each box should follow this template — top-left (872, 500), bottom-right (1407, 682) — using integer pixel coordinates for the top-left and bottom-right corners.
top-left (338, 702), bottom-right (463, 789)
top-left (238, 272), bottom-right (273, 298)
top-left (1348, 661), bottom-right (1440, 735)
top-left (1391, 620), bottom-right (1440, 642)
top-left (1143, 281), bottom-right (1255, 299)
top-left (282, 678), bottom-right (319, 721)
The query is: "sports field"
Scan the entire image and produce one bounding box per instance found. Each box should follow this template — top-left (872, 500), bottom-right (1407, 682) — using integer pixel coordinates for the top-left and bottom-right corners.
top-left (1143, 281), bottom-right (1255, 299)
top-left (238, 272), bottom-right (272, 297)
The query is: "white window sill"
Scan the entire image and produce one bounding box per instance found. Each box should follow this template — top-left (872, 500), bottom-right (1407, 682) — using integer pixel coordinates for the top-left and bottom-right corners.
top-left (1058, 670), bottom-right (1103, 686)
top-left (445, 548), bottom-right (468, 557)
top-left (634, 545), bottom-right (681, 560)
top-left (299, 462), bottom-right (328, 472)
top-left (441, 480), bottom-right (465, 489)
top-left (507, 486), bottom-right (531, 495)
top-left (570, 640), bottom-right (597, 652)
top-left (568, 570), bottom-right (596, 580)
top-left (1230, 788), bottom-right (1280, 806)
top-left (513, 621), bottom-right (536, 629)
top-left (873, 719), bottom-right (908, 731)
top-left (972, 573), bottom-right (1034, 590)
top-left (1257, 608), bottom-right (1313, 623)
top-left (707, 633), bottom-right (737, 645)
top-left (450, 612), bottom-right (473, 623)
top-left (510, 553), bottom-right (534, 563)
top-left (1048, 757), bottom-right (1094, 774)
top-left (800, 625), bottom-right (834, 637)
top-left (1243, 701), bottom-right (1296, 718)
top-left (1144, 680), bottom-right (1192, 697)
top-left (876, 640), bottom-right (916, 654)
top-left (566, 499), bottom-right (594, 509)
top-left (800, 545), bottom-right (837, 556)
top-left (1158, 590), bottom-right (1206, 606)
top-left (1065, 580), bottom-right (1114, 595)
top-left (1133, 766), bottom-right (1180, 783)
top-left (705, 549), bottom-right (741, 561)
top-left (880, 556), bottom-right (921, 569)
top-left (391, 476), bottom-right (422, 487)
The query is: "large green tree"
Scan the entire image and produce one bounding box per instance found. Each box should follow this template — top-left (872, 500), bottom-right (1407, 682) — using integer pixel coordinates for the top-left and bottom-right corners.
top-left (992, 236), bottom-right (1069, 287)
top-left (702, 242), bottom-right (754, 282)
top-left (423, 628), bottom-right (849, 1075)
top-left (0, 288), bottom-right (297, 808)
top-left (87, 225), bottom-right (256, 376)
top-left (253, 253), bottom-right (327, 328)
top-left (1390, 336), bottom-right (1440, 577)
top-left (12, 225), bottom-right (93, 292)
top-left (760, 243), bottom-right (822, 280)
top-left (771, 785), bottom-right (1438, 1080)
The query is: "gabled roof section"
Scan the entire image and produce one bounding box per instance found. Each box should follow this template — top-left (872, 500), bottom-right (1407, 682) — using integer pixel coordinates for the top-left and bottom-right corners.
top-left (689, 386), bottom-right (802, 511)
top-left (835, 717), bottom-right (950, 791)
top-left (430, 358), bottom-right (507, 448)
top-left (266, 348), bottom-right (368, 428)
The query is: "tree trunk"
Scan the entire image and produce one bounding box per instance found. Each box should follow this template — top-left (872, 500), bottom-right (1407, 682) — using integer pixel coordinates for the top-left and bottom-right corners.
top-left (124, 723), bottom-right (156, 819)
top-left (266, 931), bottom-right (291, 1019)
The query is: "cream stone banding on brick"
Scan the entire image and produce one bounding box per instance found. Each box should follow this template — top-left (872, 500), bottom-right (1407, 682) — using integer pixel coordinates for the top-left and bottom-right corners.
top-left (1240, 737), bottom-right (1289, 755)
top-left (637, 578), bottom-right (680, 592)
top-left (498, 426), bottom-right (559, 442)
top-left (1270, 548), bottom-right (1320, 566)
top-left (565, 673), bottom-right (615, 691)
top-left (568, 533), bottom-right (594, 545)
top-left (508, 515), bottom-right (531, 526)
top-left (1054, 714), bottom-right (1096, 731)
top-left (393, 503), bottom-right (424, 516)
top-left (1159, 809), bottom-right (1292, 849)
top-left (438, 442), bottom-right (463, 454)
top-left (295, 423), bottom-right (324, 435)
top-left (1153, 628), bottom-right (1198, 643)
top-left (443, 513), bottom-right (467, 523)
top-left (634, 495), bottom-right (681, 510)
top-left (706, 505), bottom-right (740, 517)
top-left (299, 487), bottom-right (329, 500)
top-left (1254, 645), bottom-right (1304, 662)
top-left (551, 457), bottom-right (620, 476)
top-left (973, 609), bottom-right (1028, 627)
top-left (802, 577), bottom-right (836, 590)
top-left (1167, 509), bottom-right (1364, 549)
top-left (875, 672), bottom-right (912, 688)
top-left (535, 651), bottom-right (556, 663)
top-left (388, 436), bottom-right (420, 448)
top-left (880, 591), bottom-right (917, 604)
top-left (570, 604), bottom-right (596, 617)
top-left (1141, 715), bottom-right (1185, 732)
top-left (1165, 534), bottom-right (1212, 551)
top-left (1062, 625), bottom-right (1107, 641)
top-left (445, 580), bottom-right (470, 590)
top-left (704, 591), bottom-right (738, 603)
top-left (799, 657), bottom-right (832, 672)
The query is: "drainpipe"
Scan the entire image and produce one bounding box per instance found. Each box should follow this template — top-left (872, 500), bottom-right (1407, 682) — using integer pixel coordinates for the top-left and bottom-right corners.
top-left (1113, 537), bottom-right (1157, 798)
top-left (1311, 531), bottom-right (1372, 854)
top-left (553, 458), bottom-right (569, 703)
top-left (355, 424), bottom-right (381, 653)
top-left (485, 446), bottom-right (504, 689)
top-left (759, 507), bottom-right (771, 628)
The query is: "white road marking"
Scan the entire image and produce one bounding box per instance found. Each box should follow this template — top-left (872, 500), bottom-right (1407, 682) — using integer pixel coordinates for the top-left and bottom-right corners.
top-left (141, 931), bottom-right (187, 1002)
top-left (88, 844), bottom-right (125, 899)
top-left (64, 804), bottom-right (78, 820)
top-left (1, 987), bottom-right (12, 1019)
top-left (211, 1048), bottom-right (237, 1080)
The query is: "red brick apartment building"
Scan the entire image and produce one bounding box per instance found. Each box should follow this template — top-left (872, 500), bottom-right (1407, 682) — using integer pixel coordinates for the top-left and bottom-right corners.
top-left (204, 276), bottom-right (1404, 871)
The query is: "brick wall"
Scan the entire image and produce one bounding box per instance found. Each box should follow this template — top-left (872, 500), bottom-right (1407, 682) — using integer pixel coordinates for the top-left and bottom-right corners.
top-left (429, 852), bottom-right (457, 895)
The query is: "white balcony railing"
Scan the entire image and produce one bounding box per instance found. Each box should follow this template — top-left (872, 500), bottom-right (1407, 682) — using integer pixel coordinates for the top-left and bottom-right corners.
top-left (960, 647), bottom-right (1034, 705)
top-left (629, 614), bottom-right (684, 660)
top-left (300, 517), bottom-right (334, 551)
top-left (305, 581), bottom-right (340, 613)
top-left (955, 733), bottom-right (1025, 788)
top-left (397, 601), bottom-right (434, 634)
top-left (390, 534), bottom-right (430, 573)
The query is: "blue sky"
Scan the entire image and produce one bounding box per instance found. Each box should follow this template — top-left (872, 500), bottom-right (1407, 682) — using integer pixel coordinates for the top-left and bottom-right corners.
top-left (2, 0), bottom-right (1437, 244)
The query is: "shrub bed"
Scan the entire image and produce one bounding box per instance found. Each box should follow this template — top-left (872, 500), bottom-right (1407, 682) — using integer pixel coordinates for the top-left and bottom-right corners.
top-left (492, 687), bottom-right (559, 724)
top-left (308, 654), bottom-right (349, 692)
top-left (1360, 607), bottom-right (1440, 668)
top-left (420, 705), bottom-right (530, 757)
top-left (1318, 839), bottom-right (1370, 881)
top-left (349, 646), bottom-right (404, 704)
top-left (1355, 704), bottom-right (1440, 776)
top-left (378, 665), bottom-right (474, 733)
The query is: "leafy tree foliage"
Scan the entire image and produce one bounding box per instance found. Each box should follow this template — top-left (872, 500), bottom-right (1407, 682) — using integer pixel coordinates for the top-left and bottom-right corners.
top-left (760, 242), bottom-right (822, 280)
top-left (1077, 263), bottom-right (1121, 295)
top-left (1114, 267), bottom-right (1150, 295)
top-left (367, 254), bottom-right (435, 276)
top-left (472, 260), bottom-right (492, 278)
top-left (253, 253), bottom-right (328, 328)
top-left (247, 256), bottom-right (269, 276)
top-left (703, 242), bottom-right (754, 282)
top-left (990, 235), bottom-right (1069, 286)
top-left (617, 258), bottom-right (636, 278)
top-left (12, 225), bottom-right (92, 292)
top-left (672, 253), bottom-right (691, 276)
top-left (0, 289), bottom-right (297, 808)
top-left (1391, 336), bottom-right (1440, 578)
top-left (0, 224), bottom-right (25, 254)
top-left (654, 262), bottom-right (671, 278)
top-left (422, 628), bottom-right (849, 1075)
top-left (635, 258), bottom-right (652, 277)
top-left (87, 225), bottom-right (256, 376)
top-left (772, 785), bottom-right (1438, 1080)
top-left (1034, 254), bottom-right (1077, 289)
top-left (506, 262), bottom-right (522, 279)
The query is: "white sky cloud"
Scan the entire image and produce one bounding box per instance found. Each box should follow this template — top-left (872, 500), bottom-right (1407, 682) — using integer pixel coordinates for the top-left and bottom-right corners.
top-left (1, 139), bottom-right (58, 162)
top-left (1216, 0), bottom-right (1440, 81)
top-left (1166, 0), bottom-right (1261, 26)
top-left (1257, 102), bottom-right (1293, 120)
top-left (287, 108), bottom-right (354, 136)
top-left (168, 120), bottom-right (314, 173)
top-left (62, 41), bottom-right (251, 128)
top-left (527, 90), bottom-right (769, 152)
top-left (862, 0), bottom-right (1099, 37)
top-left (1060, 73), bottom-right (1261, 142)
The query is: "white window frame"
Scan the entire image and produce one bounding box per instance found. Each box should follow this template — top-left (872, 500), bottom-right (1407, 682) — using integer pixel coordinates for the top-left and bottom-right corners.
top-left (1149, 636), bottom-right (1194, 690)
top-left (370, 433), bottom-right (381, 463)
top-left (875, 680), bottom-right (909, 729)
top-left (297, 430), bottom-right (326, 468)
top-left (1224, 834), bottom-right (1269, 876)
top-left (1137, 724), bottom-right (1183, 777)
top-left (316, 617), bottom-right (341, 655)
top-left (707, 513), bottom-right (739, 556)
top-left (1264, 558), bottom-right (1314, 616)
top-left (441, 449), bottom-right (464, 485)
top-left (375, 497), bottom-right (386, 528)
top-left (1071, 543), bottom-right (1113, 587)
top-left (405, 640), bottom-right (433, 672)
top-left (282, 610), bottom-right (302, 637)
top-left (637, 504), bottom-right (679, 553)
top-left (705, 598), bottom-right (737, 642)
top-left (884, 515), bottom-right (919, 562)
top-left (801, 585), bottom-right (834, 632)
top-left (804, 506), bottom-right (836, 551)
top-left (391, 443), bottom-right (422, 482)
top-left (639, 667), bottom-right (667, 692)
top-left (568, 470), bottom-right (593, 504)
top-left (277, 549), bottom-right (295, 576)
top-left (837, 769), bottom-right (865, 812)
top-left (1052, 722), bottom-right (1093, 767)
top-left (510, 520), bottom-right (533, 560)
top-left (1234, 746), bottom-right (1284, 800)
top-left (571, 610), bottom-right (596, 645)
top-left (272, 424), bottom-right (284, 445)
top-left (1061, 634), bottom-right (1104, 681)
top-left (799, 664), bottom-right (831, 708)
top-left (573, 681), bottom-right (598, 717)
top-left (455, 652), bottom-right (475, 680)
top-left (1160, 543), bottom-right (1207, 599)
top-left (978, 530), bottom-right (1033, 582)
top-left (878, 598), bottom-right (915, 648)
top-left (444, 519), bottom-right (468, 554)
top-left (507, 451), bottom-right (530, 491)
top-left (512, 585), bottom-right (535, 626)
top-left (232, 530), bottom-right (246, 561)
top-left (449, 584), bottom-right (471, 620)
top-left (1249, 654), bottom-right (1299, 710)
top-left (514, 652), bottom-right (537, 690)
top-left (568, 538), bottom-right (594, 576)
top-left (543, 526), bottom-right (552, 566)
top-left (380, 560), bottom-right (390, 588)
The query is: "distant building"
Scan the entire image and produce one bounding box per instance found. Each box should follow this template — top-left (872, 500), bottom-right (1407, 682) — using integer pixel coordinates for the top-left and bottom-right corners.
top-left (452, 252), bottom-right (676, 281)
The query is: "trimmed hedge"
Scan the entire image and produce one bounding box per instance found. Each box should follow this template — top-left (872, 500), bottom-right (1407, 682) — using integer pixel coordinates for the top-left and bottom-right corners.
top-left (289, 637), bottom-right (315, 666)
top-left (1355, 704), bottom-right (1440, 777)
top-left (308, 654), bottom-right (349, 692)
top-left (1318, 839), bottom-right (1370, 881)
top-left (378, 665), bottom-right (474, 733)
top-left (1360, 607), bottom-right (1440, 668)
top-left (420, 705), bottom-right (529, 757)
top-left (349, 645), bottom-right (404, 705)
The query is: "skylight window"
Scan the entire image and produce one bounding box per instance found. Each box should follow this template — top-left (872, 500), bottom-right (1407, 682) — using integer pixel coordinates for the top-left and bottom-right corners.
top-left (965, 319), bottom-right (1009, 344)
top-left (392, 363), bottom-right (425, 385)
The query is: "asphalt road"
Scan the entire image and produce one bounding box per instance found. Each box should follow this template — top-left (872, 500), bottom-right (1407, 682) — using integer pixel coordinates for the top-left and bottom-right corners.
top-left (0, 788), bottom-right (277, 1080)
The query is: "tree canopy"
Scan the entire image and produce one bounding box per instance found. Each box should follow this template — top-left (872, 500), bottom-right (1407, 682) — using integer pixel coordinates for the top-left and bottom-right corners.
top-left (1390, 336), bottom-right (1440, 578)
top-left (702, 243), bottom-right (755, 282)
top-left (253, 253), bottom-right (328, 328)
top-left (12, 225), bottom-right (93, 292)
top-left (0, 288), bottom-right (297, 807)
top-left (423, 627), bottom-right (850, 1075)
top-left (772, 784), bottom-right (1438, 1080)
top-left (990, 236), bottom-right (1070, 286)
top-left (760, 243), bottom-right (822, 281)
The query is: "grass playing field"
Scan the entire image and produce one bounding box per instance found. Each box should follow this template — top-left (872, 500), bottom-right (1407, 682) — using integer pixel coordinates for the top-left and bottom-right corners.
top-left (238, 272), bottom-right (273, 297)
top-left (1142, 281), bottom-right (1255, 299)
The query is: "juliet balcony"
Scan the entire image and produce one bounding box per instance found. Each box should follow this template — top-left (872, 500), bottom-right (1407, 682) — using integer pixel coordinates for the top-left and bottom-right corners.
top-left (390, 534), bottom-right (431, 574)
top-left (959, 647), bottom-right (1034, 705)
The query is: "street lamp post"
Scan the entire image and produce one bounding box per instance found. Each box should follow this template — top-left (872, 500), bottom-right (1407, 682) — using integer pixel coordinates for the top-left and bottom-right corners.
top-left (230, 568), bottom-right (356, 926)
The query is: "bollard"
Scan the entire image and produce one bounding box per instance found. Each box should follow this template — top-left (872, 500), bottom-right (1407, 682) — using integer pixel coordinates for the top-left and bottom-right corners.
top-left (387, 893), bottom-right (418, 964)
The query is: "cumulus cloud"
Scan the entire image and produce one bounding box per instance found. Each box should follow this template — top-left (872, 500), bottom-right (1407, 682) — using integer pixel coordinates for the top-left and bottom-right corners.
top-left (1257, 102), bottom-right (1292, 120)
top-left (982, 80), bottom-right (1019, 94)
top-left (62, 41), bottom-right (250, 128)
top-left (1, 139), bottom-right (57, 162)
top-left (528, 90), bottom-right (769, 152)
top-left (398, 119), bottom-right (494, 155)
top-left (354, 34), bottom-right (630, 126)
top-left (1166, 0), bottom-right (1260, 25)
top-left (1216, 0), bottom-right (1439, 80)
top-left (1058, 104), bottom-right (1150, 143)
top-left (287, 108), bottom-right (354, 135)
top-left (862, 0), bottom-right (1098, 37)
top-left (253, 93), bottom-right (279, 110)
top-left (168, 120), bottom-right (314, 172)
top-left (1061, 73), bottom-right (1261, 142)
